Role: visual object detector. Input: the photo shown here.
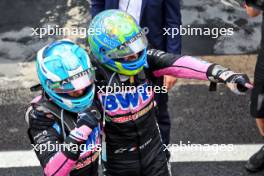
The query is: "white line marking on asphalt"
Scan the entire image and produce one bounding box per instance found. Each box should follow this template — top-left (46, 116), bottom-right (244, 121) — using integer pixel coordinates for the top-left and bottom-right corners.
top-left (0, 150), bottom-right (40, 168)
top-left (0, 144), bottom-right (263, 168)
top-left (169, 144), bottom-right (263, 162)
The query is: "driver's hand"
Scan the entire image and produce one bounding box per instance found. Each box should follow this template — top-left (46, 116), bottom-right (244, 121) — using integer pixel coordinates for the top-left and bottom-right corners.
top-left (163, 75), bottom-right (177, 91)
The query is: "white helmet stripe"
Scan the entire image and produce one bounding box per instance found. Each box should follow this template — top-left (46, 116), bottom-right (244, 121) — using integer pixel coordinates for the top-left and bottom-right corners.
top-left (67, 66), bottom-right (83, 77)
top-left (37, 46), bottom-right (61, 81)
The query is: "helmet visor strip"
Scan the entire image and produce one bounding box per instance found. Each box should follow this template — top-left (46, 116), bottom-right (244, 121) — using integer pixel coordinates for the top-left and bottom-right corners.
top-left (103, 30), bottom-right (148, 59)
top-left (47, 68), bottom-right (95, 93)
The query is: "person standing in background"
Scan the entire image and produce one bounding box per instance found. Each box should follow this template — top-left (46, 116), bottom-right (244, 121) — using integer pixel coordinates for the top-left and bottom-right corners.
top-left (90, 0), bottom-right (182, 158)
top-left (242, 1), bottom-right (264, 173)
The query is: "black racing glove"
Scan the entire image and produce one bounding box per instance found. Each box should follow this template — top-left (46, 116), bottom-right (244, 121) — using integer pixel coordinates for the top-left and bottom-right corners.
top-left (68, 109), bottom-right (101, 143)
top-left (62, 109), bottom-right (101, 160)
top-left (76, 110), bottom-right (101, 129)
top-left (26, 105), bottom-right (55, 130)
top-left (207, 64), bottom-right (253, 95)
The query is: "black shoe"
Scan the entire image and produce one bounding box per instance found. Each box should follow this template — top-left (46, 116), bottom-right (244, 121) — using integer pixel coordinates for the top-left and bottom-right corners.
top-left (245, 145), bottom-right (264, 172)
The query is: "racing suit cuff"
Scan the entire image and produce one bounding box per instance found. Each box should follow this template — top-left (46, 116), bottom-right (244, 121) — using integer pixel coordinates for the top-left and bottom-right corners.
top-left (206, 64), bottom-right (229, 83)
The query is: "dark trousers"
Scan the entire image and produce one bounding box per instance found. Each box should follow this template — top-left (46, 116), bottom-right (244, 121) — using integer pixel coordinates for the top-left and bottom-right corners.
top-left (154, 77), bottom-right (171, 146)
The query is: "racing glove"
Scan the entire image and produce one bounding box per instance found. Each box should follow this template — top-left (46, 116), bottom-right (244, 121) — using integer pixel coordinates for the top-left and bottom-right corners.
top-left (26, 105), bottom-right (55, 130)
top-left (68, 110), bottom-right (101, 143)
top-left (207, 64), bottom-right (253, 95)
top-left (63, 110), bottom-right (101, 160)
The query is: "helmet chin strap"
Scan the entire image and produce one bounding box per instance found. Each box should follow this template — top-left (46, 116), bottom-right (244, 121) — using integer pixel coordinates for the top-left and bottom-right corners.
top-left (118, 74), bottom-right (135, 84)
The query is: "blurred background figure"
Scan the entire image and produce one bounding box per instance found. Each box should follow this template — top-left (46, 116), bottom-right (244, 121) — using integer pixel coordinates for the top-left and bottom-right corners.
top-left (241, 0), bottom-right (264, 173)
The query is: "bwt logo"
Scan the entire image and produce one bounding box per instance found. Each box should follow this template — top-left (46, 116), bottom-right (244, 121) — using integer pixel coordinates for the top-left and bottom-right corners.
top-left (99, 84), bottom-right (153, 111)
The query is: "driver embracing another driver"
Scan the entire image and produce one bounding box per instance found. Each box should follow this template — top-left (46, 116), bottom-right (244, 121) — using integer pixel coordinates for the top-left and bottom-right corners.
top-left (88, 10), bottom-right (251, 176)
top-left (24, 40), bottom-right (101, 176)
top-left (24, 9), bottom-right (253, 176)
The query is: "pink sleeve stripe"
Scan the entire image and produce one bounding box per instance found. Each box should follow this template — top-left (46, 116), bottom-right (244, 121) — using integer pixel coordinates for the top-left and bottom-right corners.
top-left (44, 152), bottom-right (76, 176)
top-left (152, 56), bottom-right (212, 80)
top-left (30, 95), bottom-right (42, 104)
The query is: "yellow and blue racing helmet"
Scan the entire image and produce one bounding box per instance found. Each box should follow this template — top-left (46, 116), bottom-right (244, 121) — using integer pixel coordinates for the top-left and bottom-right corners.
top-left (88, 10), bottom-right (149, 76)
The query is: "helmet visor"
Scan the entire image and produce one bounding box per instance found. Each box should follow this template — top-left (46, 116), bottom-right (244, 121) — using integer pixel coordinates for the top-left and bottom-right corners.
top-left (47, 68), bottom-right (95, 93)
top-left (104, 31), bottom-right (148, 59)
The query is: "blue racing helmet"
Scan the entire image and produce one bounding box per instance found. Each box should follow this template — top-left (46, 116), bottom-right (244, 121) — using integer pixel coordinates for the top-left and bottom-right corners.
top-left (36, 39), bottom-right (95, 112)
